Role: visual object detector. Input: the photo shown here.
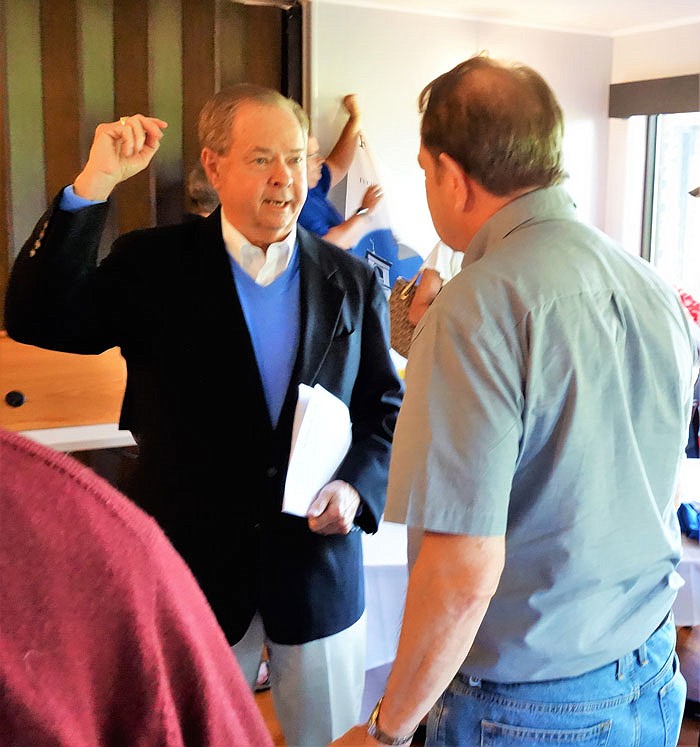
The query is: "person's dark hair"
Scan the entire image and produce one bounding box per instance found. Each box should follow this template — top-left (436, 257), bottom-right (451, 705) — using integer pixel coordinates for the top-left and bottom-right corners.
top-left (198, 83), bottom-right (309, 155)
top-left (419, 53), bottom-right (566, 195)
top-left (186, 161), bottom-right (219, 216)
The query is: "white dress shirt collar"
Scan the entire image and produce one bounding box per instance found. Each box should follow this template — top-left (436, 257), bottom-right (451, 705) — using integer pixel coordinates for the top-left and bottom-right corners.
top-left (220, 209), bottom-right (296, 287)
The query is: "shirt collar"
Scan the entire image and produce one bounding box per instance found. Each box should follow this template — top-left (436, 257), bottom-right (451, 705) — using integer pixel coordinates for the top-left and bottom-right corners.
top-left (220, 208), bottom-right (297, 287)
top-left (464, 186), bottom-right (577, 268)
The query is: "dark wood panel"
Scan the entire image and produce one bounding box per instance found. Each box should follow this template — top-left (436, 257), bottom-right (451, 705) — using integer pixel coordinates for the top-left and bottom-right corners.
top-left (246, 7), bottom-right (282, 91)
top-left (282, 3), bottom-right (304, 103)
top-left (182, 0), bottom-right (217, 189)
top-left (113, 0), bottom-right (155, 232)
top-left (2, 0), bottom-right (305, 345)
top-left (219, 2), bottom-right (248, 90)
top-left (40, 0), bottom-right (82, 202)
top-left (218, 5), bottom-right (283, 95)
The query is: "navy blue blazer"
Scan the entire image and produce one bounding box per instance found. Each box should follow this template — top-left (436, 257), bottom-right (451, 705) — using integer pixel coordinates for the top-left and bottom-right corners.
top-left (5, 195), bottom-right (404, 645)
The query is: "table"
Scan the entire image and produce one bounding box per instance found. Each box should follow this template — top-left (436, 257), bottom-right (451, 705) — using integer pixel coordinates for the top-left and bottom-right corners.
top-left (673, 459), bottom-right (700, 701)
top-left (674, 537), bottom-right (700, 626)
top-left (362, 521), bottom-right (408, 670)
top-left (676, 536), bottom-right (700, 701)
top-left (21, 423), bottom-right (135, 452)
top-left (362, 516), bottom-right (700, 670)
top-left (675, 459), bottom-right (700, 626)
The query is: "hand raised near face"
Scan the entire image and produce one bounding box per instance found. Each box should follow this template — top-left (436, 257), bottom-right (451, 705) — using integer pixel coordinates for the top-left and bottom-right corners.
top-left (73, 115), bottom-right (168, 201)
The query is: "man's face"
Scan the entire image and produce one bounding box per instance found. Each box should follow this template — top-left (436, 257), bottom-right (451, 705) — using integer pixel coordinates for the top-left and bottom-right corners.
top-left (307, 135), bottom-right (324, 189)
top-left (203, 101), bottom-right (307, 249)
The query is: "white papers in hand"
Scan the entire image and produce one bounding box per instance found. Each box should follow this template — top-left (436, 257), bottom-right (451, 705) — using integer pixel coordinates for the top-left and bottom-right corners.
top-left (282, 383), bottom-right (352, 517)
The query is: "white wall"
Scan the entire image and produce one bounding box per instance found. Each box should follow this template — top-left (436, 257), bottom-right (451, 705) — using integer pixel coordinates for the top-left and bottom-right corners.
top-left (309, 4), bottom-right (478, 256)
top-left (472, 23), bottom-right (612, 231)
top-left (611, 22), bottom-right (700, 83)
top-left (308, 3), bottom-right (613, 257)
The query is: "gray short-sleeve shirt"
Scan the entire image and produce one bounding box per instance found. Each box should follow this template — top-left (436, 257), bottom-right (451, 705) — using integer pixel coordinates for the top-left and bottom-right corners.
top-left (386, 186), bottom-right (697, 682)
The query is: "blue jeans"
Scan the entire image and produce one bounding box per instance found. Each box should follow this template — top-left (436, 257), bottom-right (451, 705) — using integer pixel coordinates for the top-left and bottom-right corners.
top-left (426, 614), bottom-right (686, 746)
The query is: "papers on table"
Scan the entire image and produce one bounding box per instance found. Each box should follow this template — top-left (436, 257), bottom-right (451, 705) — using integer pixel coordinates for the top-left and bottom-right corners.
top-left (282, 383), bottom-right (352, 517)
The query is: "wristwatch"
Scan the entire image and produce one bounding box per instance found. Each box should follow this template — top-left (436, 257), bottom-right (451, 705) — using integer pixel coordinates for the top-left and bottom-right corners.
top-left (367, 697), bottom-right (417, 745)
top-left (355, 206), bottom-right (370, 216)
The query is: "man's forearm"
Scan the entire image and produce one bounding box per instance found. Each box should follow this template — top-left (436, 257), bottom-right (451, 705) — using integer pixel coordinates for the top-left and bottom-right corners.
top-left (376, 533), bottom-right (505, 738)
top-left (323, 212), bottom-right (370, 249)
top-left (73, 167), bottom-right (120, 202)
top-left (325, 112), bottom-right (362, 188)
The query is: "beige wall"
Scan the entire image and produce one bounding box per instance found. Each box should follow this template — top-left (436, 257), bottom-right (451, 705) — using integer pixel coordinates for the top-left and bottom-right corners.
top-left (309, 3), bottom-right (613, 256)
top-left (612, 22), bottom-right (700, 83)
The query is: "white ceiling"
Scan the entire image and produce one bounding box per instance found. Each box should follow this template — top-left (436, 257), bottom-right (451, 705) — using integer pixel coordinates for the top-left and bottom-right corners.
top-left (315, 0), bottom-right (700, 36)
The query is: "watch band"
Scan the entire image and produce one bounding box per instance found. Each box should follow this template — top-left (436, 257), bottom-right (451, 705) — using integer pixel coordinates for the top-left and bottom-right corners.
top-left (367, 697), bottom-right (417, 745)
top-left (355, 206), bottom-right (370, 216)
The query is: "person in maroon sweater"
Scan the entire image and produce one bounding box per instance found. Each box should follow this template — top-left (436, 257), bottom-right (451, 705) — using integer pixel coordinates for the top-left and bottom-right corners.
top-left (0, 427), bottom-right (272, 747)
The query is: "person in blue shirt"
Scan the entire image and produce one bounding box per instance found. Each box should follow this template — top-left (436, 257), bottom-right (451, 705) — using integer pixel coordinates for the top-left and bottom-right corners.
top-left (298, 94), bottom-right (383, 249)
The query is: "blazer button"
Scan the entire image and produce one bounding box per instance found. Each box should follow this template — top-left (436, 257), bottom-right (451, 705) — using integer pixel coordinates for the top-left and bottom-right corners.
top-left (266, 466), bottom-right (278, 478)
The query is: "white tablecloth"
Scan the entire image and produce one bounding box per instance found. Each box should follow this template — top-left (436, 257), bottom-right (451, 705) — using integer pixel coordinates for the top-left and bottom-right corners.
top-left (362, 520), bottom-right (700, 667)
top-left (22, 423), bottom-right (135, 452)
top-left (362, 521), bottom-right (408, 670)
top-left (675, 459), bottom-right (700, 626)
top-left (676, 536), bottom-right (700, 626)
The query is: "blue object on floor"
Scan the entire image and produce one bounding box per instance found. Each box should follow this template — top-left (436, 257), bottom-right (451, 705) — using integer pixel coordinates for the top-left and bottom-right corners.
top-left (678, 502), bottom-right (700, 540)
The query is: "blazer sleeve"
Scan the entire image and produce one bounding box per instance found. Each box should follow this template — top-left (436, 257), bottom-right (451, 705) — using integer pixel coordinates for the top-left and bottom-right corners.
top-left (5, 190), bottom-right (116, 354)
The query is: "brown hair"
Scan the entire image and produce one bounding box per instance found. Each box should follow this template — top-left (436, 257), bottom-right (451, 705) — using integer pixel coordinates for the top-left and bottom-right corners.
top-left (197, 84), bottom-right (309, 155)
top-left (419, 54), bottom-right (566, 195)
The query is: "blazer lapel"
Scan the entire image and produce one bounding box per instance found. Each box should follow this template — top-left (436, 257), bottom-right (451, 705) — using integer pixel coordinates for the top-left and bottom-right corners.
top-left (295, 230), bottom-right (346, 384)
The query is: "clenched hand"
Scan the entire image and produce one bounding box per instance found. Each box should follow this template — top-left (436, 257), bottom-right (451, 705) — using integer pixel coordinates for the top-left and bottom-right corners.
top-left (307, 480), bottom-right (361, 535)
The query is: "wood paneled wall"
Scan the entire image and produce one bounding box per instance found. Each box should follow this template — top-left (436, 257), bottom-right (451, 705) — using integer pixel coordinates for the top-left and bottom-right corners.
top-left (1, 0), bottom-right (302, 329)
top-left (0, 5), bottom-right (9, 321)
top-left (0, 0), bottom-right (302, 430)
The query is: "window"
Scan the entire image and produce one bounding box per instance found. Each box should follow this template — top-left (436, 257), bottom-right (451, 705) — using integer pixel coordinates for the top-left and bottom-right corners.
top-left (645, 112), bottom-right (700, 298)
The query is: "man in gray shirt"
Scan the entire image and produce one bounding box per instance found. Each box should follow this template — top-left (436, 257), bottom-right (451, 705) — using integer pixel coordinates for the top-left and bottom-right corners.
top-left (333, 54), bottom-right (698, 747)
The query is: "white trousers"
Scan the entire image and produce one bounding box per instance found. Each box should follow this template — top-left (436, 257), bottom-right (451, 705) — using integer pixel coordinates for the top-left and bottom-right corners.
top-left (233, 611), bottom-right (367, 746)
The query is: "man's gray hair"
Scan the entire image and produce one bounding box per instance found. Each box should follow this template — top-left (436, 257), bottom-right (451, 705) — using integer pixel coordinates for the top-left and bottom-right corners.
top-left (198, 84), bottom-right (309, 155)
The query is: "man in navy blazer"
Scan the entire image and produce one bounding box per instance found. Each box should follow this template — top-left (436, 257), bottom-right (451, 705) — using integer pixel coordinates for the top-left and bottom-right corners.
top-left (5, 85), bottom-right (403, 746)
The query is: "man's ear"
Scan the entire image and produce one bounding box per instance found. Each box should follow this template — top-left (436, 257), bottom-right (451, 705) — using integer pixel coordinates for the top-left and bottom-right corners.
top-left (438, 152), bottom-right (473, 212)
top-left (200, 148), bottom-right (220, 189)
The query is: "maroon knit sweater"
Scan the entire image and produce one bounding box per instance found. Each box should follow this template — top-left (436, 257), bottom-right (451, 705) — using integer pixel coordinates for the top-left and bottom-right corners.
top-left (0, 428), bottom-right (273, 747)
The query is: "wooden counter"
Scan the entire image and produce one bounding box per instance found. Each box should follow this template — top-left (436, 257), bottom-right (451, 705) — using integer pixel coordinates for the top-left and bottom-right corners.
top-left (0, 331), bottom-right (126, 431)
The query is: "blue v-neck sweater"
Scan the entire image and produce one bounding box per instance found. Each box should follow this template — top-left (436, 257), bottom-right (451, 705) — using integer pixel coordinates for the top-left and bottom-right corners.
top-left (230, 250), bottom-right (301, 428)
